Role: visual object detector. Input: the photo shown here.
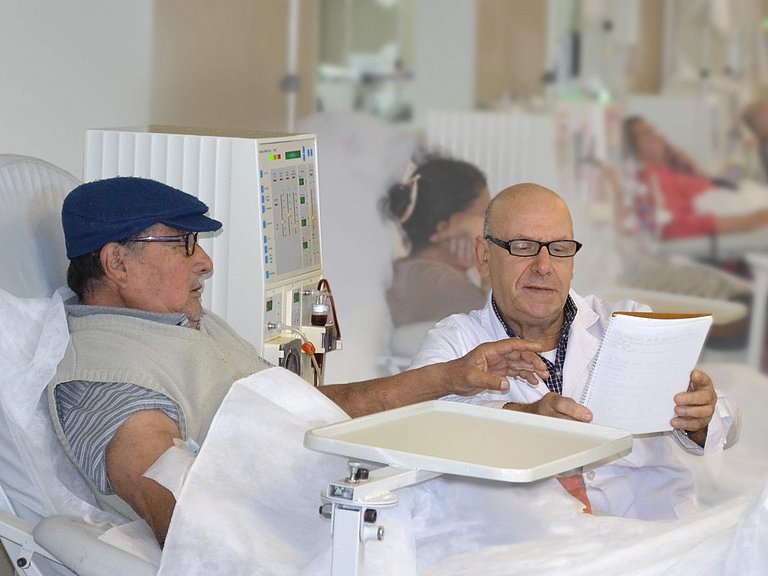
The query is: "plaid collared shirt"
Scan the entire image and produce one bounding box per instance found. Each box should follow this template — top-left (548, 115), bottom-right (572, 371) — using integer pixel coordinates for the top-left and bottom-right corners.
top-left (491, 294), bottom-right (578, 395)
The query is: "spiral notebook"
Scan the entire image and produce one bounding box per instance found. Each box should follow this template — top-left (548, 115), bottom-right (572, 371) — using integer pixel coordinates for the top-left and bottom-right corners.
top-left (579, 312), bottom-right (713, 434)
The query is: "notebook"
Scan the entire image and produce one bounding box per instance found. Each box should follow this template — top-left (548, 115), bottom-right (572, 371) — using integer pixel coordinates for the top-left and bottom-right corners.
top-left (579, 312), bottom-right (713, 434)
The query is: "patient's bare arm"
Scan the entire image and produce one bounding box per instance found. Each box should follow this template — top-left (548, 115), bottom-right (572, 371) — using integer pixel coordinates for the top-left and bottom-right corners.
top-left (105, 409), bottom-right (181, 546)
top-left (321, 339), bottom-right (549, 418)
top-left (715, 208), bottom-right (768, 234)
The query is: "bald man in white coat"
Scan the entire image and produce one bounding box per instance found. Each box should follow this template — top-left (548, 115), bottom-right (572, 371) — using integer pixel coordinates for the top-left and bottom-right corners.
top-left (410, 183), bottom-right (740, 520)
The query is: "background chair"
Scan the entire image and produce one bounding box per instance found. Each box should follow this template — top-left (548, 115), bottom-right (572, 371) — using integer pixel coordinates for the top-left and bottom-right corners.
top-left (0, 155), bottom-right (78, 298)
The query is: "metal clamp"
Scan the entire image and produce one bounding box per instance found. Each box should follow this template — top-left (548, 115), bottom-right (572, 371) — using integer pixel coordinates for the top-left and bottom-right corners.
top-left (318, 462), bottom-right (440, 576)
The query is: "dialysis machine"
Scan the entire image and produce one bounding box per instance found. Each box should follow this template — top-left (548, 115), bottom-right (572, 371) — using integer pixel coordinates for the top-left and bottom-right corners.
top-left (84, 126), bottom-right (340, 385)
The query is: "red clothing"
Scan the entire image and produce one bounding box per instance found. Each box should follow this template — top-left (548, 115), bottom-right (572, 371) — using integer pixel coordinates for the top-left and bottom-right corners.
top-left (637, 164), bottom-right (717, 239)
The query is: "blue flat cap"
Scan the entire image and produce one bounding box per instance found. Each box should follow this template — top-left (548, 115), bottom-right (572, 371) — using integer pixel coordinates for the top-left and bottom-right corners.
top-left (62, 177), bottom-right (222, 258)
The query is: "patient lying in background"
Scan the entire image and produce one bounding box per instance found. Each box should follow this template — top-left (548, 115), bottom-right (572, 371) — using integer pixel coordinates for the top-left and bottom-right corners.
top-left (623, 116), bottom-right (768, 241)
top-left (382, 156), bottom-right (490, 327)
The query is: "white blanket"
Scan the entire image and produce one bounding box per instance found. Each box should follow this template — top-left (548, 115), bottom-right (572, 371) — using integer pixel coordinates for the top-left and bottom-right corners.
top-left (158, 368), bottom-right (596, 575)
top-left (694, 180), bottom-right (768, 217)
top-left (158, 366), bottom-right (768, 575)
top-left (0, 287), bottom-right (122, 525)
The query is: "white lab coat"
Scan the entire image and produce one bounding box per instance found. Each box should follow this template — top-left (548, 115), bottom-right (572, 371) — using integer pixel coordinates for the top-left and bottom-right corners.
top-left (410, 290), bottom-right (740, 520)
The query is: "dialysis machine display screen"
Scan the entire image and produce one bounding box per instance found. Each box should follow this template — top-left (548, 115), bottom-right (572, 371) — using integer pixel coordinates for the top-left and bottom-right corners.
top-left (258, 138), bottom-right (321, 281)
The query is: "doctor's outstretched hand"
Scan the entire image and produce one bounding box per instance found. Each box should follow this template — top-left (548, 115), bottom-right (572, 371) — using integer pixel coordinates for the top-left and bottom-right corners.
top-left (672, 368), bottom-right (717, 448)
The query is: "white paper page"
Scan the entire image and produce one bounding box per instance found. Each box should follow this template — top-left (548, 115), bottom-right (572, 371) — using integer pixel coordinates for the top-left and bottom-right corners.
top-left (581, 314), bottom-right (713, 434)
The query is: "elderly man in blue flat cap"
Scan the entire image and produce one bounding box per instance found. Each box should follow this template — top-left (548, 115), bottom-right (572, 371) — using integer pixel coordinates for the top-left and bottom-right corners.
top-left (49, 176), bottom-right (549, 545)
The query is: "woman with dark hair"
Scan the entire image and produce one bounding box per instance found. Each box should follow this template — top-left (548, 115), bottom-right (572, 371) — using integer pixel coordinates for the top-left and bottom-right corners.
top-left (382, 156), bottom-right (490, 327)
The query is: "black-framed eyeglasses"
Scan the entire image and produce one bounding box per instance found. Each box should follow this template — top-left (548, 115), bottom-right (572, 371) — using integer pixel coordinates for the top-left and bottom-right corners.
top-left (126, 232), bottom-right (198, 256)
top-left (485, 236), bottom-right (582, 258)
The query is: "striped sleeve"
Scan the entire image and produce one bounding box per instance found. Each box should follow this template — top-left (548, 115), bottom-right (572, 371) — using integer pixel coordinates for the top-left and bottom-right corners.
top-left (53, 381), bottom-right (181, 494)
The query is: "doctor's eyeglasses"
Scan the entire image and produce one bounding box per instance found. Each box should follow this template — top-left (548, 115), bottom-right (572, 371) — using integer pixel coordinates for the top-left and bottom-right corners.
top-left (485, 236), bottom-right (582, 258)
top-left (126, 232), bottom-right (199, 256)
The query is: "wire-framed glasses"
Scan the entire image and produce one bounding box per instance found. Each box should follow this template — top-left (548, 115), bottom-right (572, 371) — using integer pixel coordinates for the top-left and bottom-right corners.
top-left (126, 232), bottom-right (199, 256)
top-left (485, 236), bottom-right (582, 258)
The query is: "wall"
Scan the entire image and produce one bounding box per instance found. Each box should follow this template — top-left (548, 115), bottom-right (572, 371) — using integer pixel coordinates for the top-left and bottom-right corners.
top-left (411, 0), bottom-right (476, 122)
top-left (150, 0), bottom-right (317, 132)
top-left (631, 0), bottom-right (663, 94)
top-left (0, 0), bottom-right (154, 178)
top-left (475, 0), bottom-right (547, 105)
top-left (474, 0), bottom-right (663, 104)
top-left (0, 1), bottom-right (319, 176)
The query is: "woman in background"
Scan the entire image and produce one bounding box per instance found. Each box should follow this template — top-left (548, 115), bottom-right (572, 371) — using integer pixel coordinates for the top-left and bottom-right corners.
top-left (382, 156), bottom-right (490, 327)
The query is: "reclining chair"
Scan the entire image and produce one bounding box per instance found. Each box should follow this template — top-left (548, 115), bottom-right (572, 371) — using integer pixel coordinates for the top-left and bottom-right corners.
top-left (0, 155), bottom-right (158, 575)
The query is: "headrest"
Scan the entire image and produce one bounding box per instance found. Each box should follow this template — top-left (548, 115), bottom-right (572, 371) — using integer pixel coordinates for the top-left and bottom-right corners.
top-left (0, 154), bottom-right (80, 297)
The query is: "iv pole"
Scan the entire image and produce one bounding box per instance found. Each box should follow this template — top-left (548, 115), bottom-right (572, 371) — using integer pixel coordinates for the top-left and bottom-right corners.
top-left (284, 0), bottom-right (301, 132)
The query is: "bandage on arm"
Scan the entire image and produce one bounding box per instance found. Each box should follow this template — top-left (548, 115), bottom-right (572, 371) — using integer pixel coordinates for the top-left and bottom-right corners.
top-left (142, 437), bottom-right (198, 500)
top-left (105, 409), bottom-right (181, 546)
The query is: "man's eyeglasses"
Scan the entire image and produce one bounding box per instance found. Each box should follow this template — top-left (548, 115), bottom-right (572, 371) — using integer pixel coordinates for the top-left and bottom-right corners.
top-left (485, 236), bottom-right (582, 258)
top-left (126, 232), bottom-right (199, 256)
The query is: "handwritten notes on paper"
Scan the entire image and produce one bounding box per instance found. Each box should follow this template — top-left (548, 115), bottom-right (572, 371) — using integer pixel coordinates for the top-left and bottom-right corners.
top-left (580, 312), bottom-right (713, 434)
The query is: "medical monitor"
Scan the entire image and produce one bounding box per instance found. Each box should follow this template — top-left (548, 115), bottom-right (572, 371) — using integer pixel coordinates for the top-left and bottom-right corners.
top-left (84, 126), bottom-right (327, 378)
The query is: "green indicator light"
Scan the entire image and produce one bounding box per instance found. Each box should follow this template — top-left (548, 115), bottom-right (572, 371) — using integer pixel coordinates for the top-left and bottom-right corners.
top-left (293, 292), bottom-right (300, 303)
top-left (286, 150), bottom-right (301, 160)
top-left (266, 299), bottom-right (273, 312)
top-left (300, 196), bottom-right (306, 204)
top-left (299, 178), bottom-right (305, 186)
top-left (302, 241), bottom-right (308, 249)
top-left (301, 218), bottom-right (307, 227)
top-left (763, 16), bottom-right (768, 28)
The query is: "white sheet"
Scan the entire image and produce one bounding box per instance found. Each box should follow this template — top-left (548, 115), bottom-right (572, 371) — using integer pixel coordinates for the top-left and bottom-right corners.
top-left (158, 368), bottom-right (592, 575)
top-left (694, 180), bottom-right (768, 217)
top-left (0, 286), bottom-right (161, 571)
top-left (158, 364), bottom-right (768, 575)
top-left (0, 286), bottom-right (120, 525)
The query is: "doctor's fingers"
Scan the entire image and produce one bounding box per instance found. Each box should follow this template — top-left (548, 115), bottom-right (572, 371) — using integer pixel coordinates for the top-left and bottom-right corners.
top-left (674, 387), bottom-right (716, 410)
top-left (671, 408), bottom-right (713, 433)
top-left (675, 378), bottom-right (716, 409)
top-left (532, 393), bottom-right (592, 423)
top-left (673, 396), bottom-right (715, 422)
top-left (673, 370), bottom-right (715, 407)
top-left (686, 369), bottom-right (714, 393)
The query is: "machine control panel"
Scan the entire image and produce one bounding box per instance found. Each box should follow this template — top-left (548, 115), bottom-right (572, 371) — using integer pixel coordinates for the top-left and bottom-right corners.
top-left (259, 138), bottom-right (321, 283)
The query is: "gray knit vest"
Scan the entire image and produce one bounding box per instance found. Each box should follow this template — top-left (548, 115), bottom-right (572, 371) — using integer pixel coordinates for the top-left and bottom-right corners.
top-left (48, 309), bottom-right (267, 520)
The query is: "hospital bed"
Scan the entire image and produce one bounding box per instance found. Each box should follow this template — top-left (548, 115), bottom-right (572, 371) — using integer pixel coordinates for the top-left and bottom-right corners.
top-left (0, 154), bottom-right (159, 575)
top-left (621, 159), bottom-right (768, 263)
top-left (1, 149), bottom-right (767, 575)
